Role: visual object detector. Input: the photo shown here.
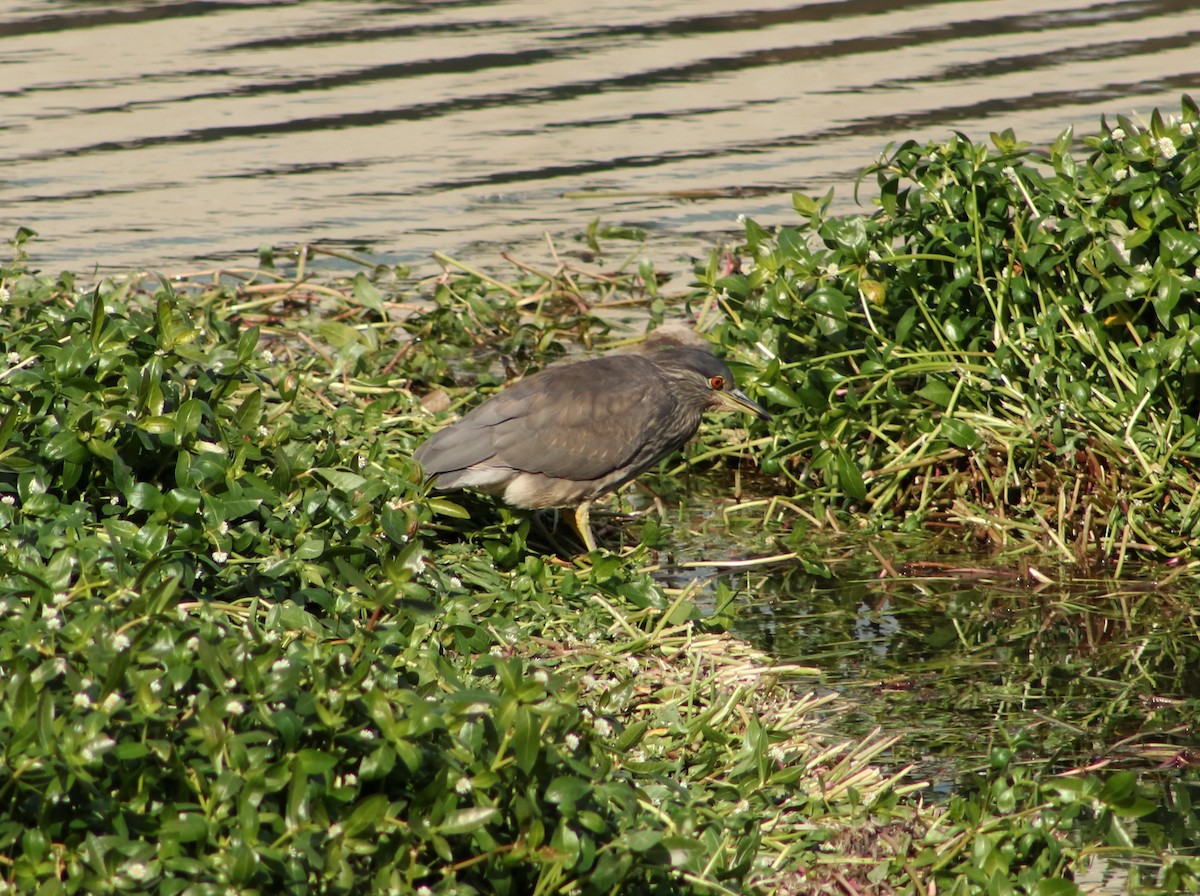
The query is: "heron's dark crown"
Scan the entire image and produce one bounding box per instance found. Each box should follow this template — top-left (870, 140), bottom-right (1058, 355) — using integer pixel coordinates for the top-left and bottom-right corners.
top-left (647, 346), bottom-right (734, 382)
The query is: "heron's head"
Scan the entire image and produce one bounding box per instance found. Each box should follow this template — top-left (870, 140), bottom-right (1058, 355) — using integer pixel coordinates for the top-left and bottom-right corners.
top-left (653, 347), bottom-right (771, 422)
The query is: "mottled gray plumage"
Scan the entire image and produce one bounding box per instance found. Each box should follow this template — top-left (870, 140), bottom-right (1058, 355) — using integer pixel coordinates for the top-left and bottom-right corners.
top-left (413, 345), bottom-right (770, 551)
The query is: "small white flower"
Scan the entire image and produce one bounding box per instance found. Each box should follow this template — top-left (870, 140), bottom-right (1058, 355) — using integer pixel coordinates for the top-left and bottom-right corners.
top-left (1111, 127), bottom-right (1127, 141)
top-left (150, 678), bottom-right (164, 694)
top-left (109, 494), bottom-right (120, 505)
top-left (1157, 136), bottom-right (1177, 159)
top-left (42, 606), bottom-right (62, 631)
top-left (532, 669), bottom-right (549, 685)
top-left (186, 636), bottom-right (200, 651)
top-left (212, 551), bottom-right (228, 565)
top-left (74, 691), bottom-right (93, 709)
top-left (271, 657), bottom-right (290, 674)
top-left (489, 645), bottom-right (505, 657)
top-left (824, 262), bottom-right (839, 277)
top-left (223, 677), bottom-right (237, 690)
top-left (360, 728), bottom-right (376, 741)
top-left (1112, 166), bottom-right (1129, 182)
top-left (564, 733), bottom-right (580, 751)
top-left (592, 718), bottom-right (613, 738)
top-left (81, 736), bottom-right (115, 761)
top-left (217, 521), bottom-right (229, 536)
top-left (112, 631), bottom-right (130, 651)
top-left (1002, 165), bottom-right (1020, 184)
top-left (1182, 121), bottom-right (1196, 136)
top-left (122, 860), bottom-right (151, 882)
top-left (1, 495), bottom-right (14, 506)
top-left (625, 656), bottom-right (641, 673)
top-left (454, 776), bottom-right (473, 794)
top-left (6, 352), bottom-right (17, 365)
top-left (257, 425), bottom-right (270, 438)
top-left (0, 287), bottom-right (10, 302)
top-left (736, 214), bottom-right (746, 225)
top-left (101, 692), bottom-right (123, 712)
top-left (226, 699), bottom-right (245, 715)
top-left (53, 592), bottom-right (70, 607)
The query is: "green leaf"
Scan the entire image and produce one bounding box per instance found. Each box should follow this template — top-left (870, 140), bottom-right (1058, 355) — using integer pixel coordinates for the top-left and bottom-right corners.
top-left (941, 418), bottom-right (982, 451)
top-left (43, 431), bottom-right (88, 464)
top-left (545, 776), bottom-right (591, 814)
top-left (344, 794), bottom-right (391, 838)
top-left (835, 449), bottom-right (867, 501)
top-left (918, 379), bottom-right (953, 408)
top-left (352, 273), bottom-right (387, 318)
top-left (175, 398), bottom-right (205, 439)
top-left (437, 806), bottom-right (498, 836)
top-left (792, 192), bottom-right (820, 219)
top-left (314, 468), bottom-right (368, 493)
top-left (512, 707), bottom-right (539, 775)
top-left (427, 497), bottom-right (470, 519)
top-left (236, 325), bottom-right (262, 364)
top-left (626, 830), bottom-right (663, 852)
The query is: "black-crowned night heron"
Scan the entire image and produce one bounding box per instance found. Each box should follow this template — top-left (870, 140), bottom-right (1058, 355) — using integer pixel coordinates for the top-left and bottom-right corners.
top-left (413, 345), bottom-right (771, 551)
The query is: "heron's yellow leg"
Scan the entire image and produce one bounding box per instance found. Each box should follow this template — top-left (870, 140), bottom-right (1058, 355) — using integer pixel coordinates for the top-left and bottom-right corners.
top-left (573, 501), bottom-right (597, 553)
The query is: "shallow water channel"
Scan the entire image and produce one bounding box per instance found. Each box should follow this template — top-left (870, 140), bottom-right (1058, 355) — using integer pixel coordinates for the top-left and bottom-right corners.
top-left (597, 463), bottom-right (1199, 791)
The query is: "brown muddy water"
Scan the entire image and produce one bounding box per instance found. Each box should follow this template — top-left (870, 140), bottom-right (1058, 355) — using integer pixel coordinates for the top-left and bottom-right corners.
top-left (3, 0), bottom-right (1198, 275)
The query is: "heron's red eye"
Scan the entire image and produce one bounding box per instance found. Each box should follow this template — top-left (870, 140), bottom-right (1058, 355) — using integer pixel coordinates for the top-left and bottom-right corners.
top-left (708, 375), bottom-right (725, 390)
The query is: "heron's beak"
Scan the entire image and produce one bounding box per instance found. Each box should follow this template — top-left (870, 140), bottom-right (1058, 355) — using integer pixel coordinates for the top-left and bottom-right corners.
top-left (717, 388), bottom-right (772, 422)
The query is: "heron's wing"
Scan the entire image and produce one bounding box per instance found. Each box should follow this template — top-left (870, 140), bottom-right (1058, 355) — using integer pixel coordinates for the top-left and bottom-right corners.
top-left (492, 355), bottom-right (681, 481)
top-left (415, 355), bottom-right (682, 484)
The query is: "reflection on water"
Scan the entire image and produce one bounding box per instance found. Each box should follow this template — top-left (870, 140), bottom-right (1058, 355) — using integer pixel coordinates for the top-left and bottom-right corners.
top-left (725, 549), bottom-right (1198, 778)
top-left (2, 0), bottom-right (1198, 273)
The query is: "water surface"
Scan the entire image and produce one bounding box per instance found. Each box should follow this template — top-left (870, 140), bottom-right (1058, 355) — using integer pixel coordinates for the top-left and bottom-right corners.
top-left (3, 0), bottom-right (1197, 274)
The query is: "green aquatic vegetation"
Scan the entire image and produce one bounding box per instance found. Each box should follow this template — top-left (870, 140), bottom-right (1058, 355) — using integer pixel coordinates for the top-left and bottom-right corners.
top-left (0, 235), bottom-right (912, 894)
top-left (706, 96), bottom-right (1200, 567)
top-left (4, 99), bottom-right (1200, 895)
top-left (737, 544), bottom-right (1200, 894)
